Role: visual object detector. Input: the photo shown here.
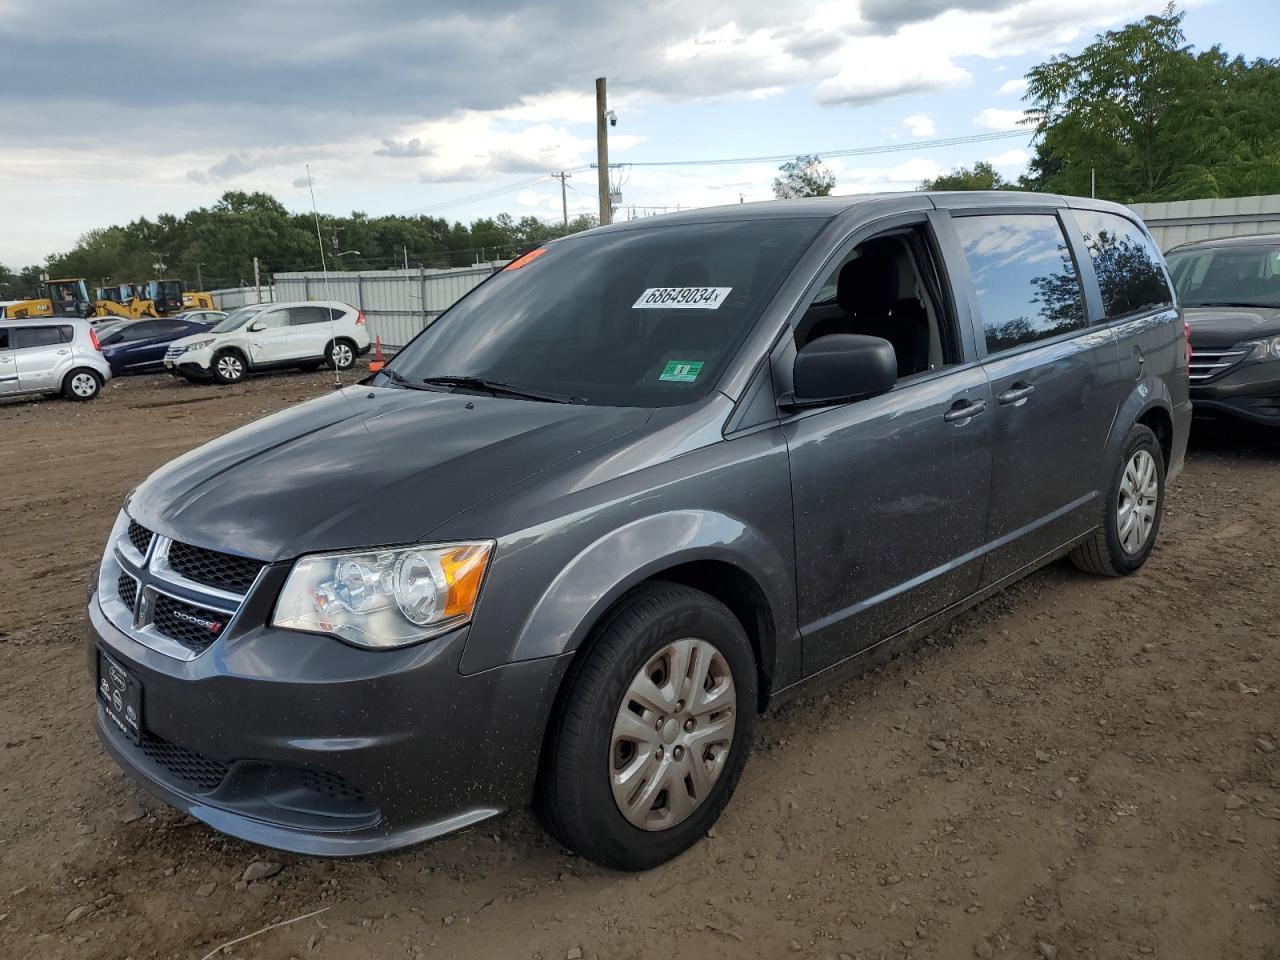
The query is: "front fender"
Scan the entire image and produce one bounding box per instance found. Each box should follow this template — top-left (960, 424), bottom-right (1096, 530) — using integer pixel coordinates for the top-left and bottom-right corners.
top-left (461, 509), bottom-right (797, 687)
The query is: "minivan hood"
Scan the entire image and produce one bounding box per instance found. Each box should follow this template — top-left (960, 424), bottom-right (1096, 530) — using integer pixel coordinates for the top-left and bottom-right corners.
top-left (128, 386), bottom-right (651, 561)
top-left (1185, 304), bottom-right (1280, 348)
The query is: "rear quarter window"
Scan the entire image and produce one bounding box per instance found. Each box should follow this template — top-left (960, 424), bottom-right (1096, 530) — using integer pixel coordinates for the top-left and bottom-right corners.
top-left (1073, 210), bottom-right (1173, 318)
top-left (13, 326), bottom-right (65, 348)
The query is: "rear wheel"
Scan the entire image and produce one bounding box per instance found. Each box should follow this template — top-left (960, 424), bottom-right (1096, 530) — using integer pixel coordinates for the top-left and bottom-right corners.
top-left (62, 369), bottom-right (101, 401)
top-left (212, 350), bottom-right (246, 385)
top-left (1071, 423), bottom-right (1165, 576)
top-left (327, 340), bottom-right (355, 371)
top-left (538, 582), bottom-right (757, 870)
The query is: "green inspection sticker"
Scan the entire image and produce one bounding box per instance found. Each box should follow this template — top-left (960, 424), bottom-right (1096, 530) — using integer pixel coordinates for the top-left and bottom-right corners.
top-left (659, 360), bottom-right (704, 383)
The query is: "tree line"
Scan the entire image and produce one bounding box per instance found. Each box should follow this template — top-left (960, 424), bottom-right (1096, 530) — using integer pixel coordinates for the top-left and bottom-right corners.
top-left (0, 193), bottom-right (596, 299)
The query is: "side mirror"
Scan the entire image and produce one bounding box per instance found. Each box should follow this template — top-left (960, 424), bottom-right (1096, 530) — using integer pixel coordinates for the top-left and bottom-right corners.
top-left (248, 322), bottom-right (264, 332)
top-left (787, 334), bottom-right (897, 407)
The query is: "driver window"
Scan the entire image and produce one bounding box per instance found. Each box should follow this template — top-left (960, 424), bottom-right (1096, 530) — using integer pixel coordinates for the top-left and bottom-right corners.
top-left (254, 310), bottom-right (289, 330)
top-left (793, 227), bottom-right (958, 380)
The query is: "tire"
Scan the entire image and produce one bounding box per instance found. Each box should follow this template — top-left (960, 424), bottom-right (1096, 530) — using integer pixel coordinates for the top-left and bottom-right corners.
top-left (62, 369), bottom-right (101, 401)
top-left (537, 582), bottom-right (757, 871)
top-left (211, 350), bottom-right (246, 385)
top-left (327, 339), bottom-right (356, 371)
top-left (1071, 423), bottom-right (1165, 576)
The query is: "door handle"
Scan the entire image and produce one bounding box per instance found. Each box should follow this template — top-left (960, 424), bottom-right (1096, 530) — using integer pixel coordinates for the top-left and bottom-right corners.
top-left (943, 398), bottom-right (986, 423)
top-left (0, 356), bottom-right (12, 364)
top-left (997, 382), bottom-right (1035, 406)
top-left (57, 348), bottom-right (71, 356)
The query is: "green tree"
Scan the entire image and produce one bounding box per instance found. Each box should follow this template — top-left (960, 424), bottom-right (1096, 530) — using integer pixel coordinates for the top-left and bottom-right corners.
top-left (1022, 4), bottom-right (1280, 201)
top-left (918, 161), bottom-right (1012, 191)
top-left (772, 155), bottom-right (836, 199)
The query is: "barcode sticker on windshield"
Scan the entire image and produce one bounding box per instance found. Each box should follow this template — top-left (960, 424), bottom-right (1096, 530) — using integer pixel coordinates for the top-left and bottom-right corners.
top-left (633, 287), bottom-right (732, 310)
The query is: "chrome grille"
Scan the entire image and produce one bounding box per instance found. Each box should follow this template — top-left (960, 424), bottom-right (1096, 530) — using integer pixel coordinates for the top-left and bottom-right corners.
top-left (151, 594), bottom-right (229, 654)
top-left (101, 514), bottom-right (263, 661)
top-left (126, 520), bottom-right (152, 557)
top-left (1189, 347), bottom-right (1249, 383)
top-left (167, 541), bottom-right (265, 593)
top-left (117, 573), bottom-right (138, 613)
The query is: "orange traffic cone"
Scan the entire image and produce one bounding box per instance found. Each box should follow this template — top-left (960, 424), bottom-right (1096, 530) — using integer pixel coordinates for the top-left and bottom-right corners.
top-left (369, 335), bottom-right (385, 373)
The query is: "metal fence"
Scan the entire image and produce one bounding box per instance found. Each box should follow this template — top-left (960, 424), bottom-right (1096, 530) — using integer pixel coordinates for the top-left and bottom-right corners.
top-left (271, 264), bottom-right (506, 348)
top-left (1130, 194), bottom-right (1280, 250)
top-left (206, 285), bottom-right (273, 310)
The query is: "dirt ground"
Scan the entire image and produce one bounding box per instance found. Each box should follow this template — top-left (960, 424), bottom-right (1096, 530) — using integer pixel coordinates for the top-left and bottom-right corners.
top-left (0, 370), bottom-right (1276, 960)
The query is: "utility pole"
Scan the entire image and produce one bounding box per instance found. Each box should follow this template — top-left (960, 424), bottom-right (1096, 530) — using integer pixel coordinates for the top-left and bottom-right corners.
top-left (595, 77), bottom-right (611, 226)
top-left (253, 257), bottom-right (261, 304)
top-left (403, 244), bottom-right (409, 270)
top-left (550, 170), bottom-right (570, 227)
top-left (552, 171), bottom-right (571, 228)
top-left (1091, 167), bottom-right (1096, 199)
top-left (196, 262), bottom-right (204, 291)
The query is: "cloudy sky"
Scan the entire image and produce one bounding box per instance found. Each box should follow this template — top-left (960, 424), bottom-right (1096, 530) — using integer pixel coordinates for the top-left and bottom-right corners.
top-left (0, 0), bottom-right (1271, 268)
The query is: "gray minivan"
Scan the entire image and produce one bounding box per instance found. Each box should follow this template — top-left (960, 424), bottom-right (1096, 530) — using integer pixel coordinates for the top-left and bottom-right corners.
top-left (89, 192), bottom-right (1190, 870)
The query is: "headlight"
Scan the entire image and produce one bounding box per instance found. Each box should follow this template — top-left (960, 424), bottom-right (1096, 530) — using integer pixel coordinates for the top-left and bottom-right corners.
top-left (183, 339), bottom-right (215, 352)
top-left (1241, 336), bottom-right (1280, 361)
top-left (272, 542), bottom-right (493, 649)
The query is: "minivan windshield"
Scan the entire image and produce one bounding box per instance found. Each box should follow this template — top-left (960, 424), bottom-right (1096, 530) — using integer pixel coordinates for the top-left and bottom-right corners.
top-left (210, 304), bottom-right (266, 333)
top-left (1166, 244), bottom-right (1280, 308)
top-left (386, 217), bottom-right (828, 407)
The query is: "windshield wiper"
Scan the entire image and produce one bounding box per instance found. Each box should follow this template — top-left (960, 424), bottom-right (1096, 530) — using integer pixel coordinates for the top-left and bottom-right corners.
top-left (381, 368), bottom-right (434, 391)
top-left (420, 375), bottom-right (581, 404)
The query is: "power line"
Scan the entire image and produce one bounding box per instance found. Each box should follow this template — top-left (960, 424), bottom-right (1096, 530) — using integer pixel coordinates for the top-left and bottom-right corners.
top-left (591, 129), bottom-right (1031, 169)
top-left (393, 168), bottom-right (591, 217)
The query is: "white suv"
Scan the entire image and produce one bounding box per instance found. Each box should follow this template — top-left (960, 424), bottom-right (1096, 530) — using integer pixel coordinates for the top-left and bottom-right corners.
top-left (164, 301), bottom-right (371, 385)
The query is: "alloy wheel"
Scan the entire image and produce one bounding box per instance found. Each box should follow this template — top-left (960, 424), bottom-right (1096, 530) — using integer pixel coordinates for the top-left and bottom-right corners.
top-left (1117, 449), bottom-right (1159, 554)
top-left (217, 355), bottom-right (244, 381)
top-left (70, 373), bottom-right (97, 397)
top-left (610, 638), bottom-right (737, 831)
top-left (332, 343), bottom-right (354, 369)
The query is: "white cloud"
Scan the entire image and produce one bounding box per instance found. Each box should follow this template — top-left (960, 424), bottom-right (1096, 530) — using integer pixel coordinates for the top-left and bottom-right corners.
top-left (996, 77), bottom-right (1028, 96)
top-left (986, 148), bottom-right (1030, 167)
top-left (973, 107), bottom-right (1027, 130)
top-left (903, 114), bottom-right (936, 137)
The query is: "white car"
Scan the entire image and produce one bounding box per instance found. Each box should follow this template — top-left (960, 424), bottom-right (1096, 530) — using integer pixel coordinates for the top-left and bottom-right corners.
top-left (164, 301), bottom-right (370, 385)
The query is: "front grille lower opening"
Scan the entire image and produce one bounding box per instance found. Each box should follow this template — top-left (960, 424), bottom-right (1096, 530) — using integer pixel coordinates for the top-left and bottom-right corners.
top-left (137, 730), bottom-right (230, 792)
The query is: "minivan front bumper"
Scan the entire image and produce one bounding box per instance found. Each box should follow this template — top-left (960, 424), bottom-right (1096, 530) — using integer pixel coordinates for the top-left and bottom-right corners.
top-left (87, 592), bottom-right (571, 856)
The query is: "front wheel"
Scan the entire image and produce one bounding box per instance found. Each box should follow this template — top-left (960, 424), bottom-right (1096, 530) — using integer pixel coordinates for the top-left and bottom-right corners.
top-left (1071, 423), bottom-right (1165, 576)
top-left (212, 350), bottom-right (246, 385)
top-left (537, 582), bottom-right (757, 871)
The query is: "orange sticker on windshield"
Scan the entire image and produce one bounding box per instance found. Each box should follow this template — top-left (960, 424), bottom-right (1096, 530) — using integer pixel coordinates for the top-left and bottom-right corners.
top-left (503, 247), bottom-right (547, 271)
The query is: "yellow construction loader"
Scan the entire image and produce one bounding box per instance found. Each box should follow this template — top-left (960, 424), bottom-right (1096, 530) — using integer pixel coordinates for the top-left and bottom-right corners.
top-left (0, 278), bottom-right (95, 319)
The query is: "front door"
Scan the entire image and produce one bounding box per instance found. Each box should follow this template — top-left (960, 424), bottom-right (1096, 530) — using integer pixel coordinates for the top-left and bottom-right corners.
top-left (783, 217), bottom-right (993, 676)
top-left (947, 210), bottom-right (1120, 585)
top-left (246, 308), bottom-right (293, 364)
top-left (0, 328), bottom-right (17, 395)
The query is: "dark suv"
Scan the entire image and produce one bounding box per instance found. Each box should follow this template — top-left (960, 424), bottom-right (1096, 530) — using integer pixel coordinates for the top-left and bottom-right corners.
top-left (89, 192), bottom-right (1190, 870)
top-left (1166, 234), bottom-right (1280, 425)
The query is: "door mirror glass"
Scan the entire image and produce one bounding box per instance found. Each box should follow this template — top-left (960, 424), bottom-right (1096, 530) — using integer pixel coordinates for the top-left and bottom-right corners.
top-left (789, 334), bottom-right (897, 407)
